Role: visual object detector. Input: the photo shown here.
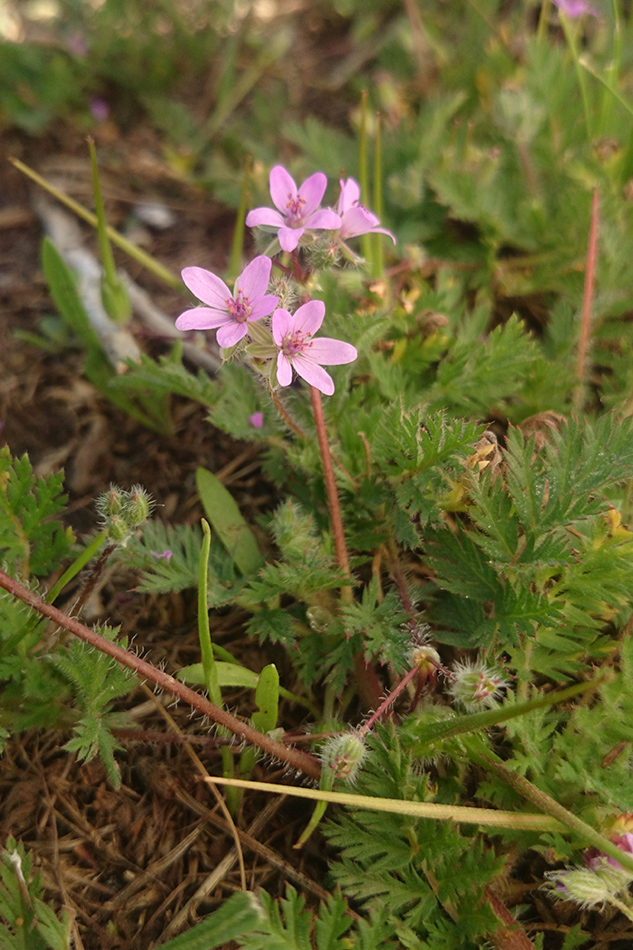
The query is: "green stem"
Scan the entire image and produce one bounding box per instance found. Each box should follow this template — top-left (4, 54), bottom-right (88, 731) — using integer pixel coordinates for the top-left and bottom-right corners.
top-left (559, 13), bottom-right (593, 144)
top-left (473, 749), bottom-right (633, 875)
top-left (10, 158), bottom-right (182, 291)
top-left (45, 531), bottom-right (108, 604)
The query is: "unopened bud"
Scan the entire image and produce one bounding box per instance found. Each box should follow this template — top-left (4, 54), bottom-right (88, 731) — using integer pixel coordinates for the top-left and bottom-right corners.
top-left (306, 605), bottom-right (335, 634)
top-left (545, 860), bottom-right (633, 909)
top-left (122, 486), bottom-right (153, 527)
top-left (96, 486), bottom-right (125, 518)
top-left (321, 732), bottom-right (367, 783)
top-left (106, 515), bottom-right (131, 544)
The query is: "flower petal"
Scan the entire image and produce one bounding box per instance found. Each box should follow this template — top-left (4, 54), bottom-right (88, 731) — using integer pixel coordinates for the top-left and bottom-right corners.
top-left (175, 307), bottom-right (230, 331)
top-left (269, 165), bottom-right (297, 213)
top-left (237, 255), bottom-right (272, 299)
top-left (272, 308), bottom-right (293, 345)
top-left (182, 267), bottom-right (230, 308)
top-left (305, 338), bottom-right (357, 365)
top-left (246, 208), bottom-right (285, 229)
top-left (293, 300), bottom-right (326, 336)
top-left (249, 293), bottom-right (279, 321)
top-left (278, 227), bottom-right (303, 252)
top-left (216, 322), bottom-right (249, 348)
top-left (338, 178), bottom-right (361, 214)
top-left (276, 350), bottom-right (293, 387)
top-left (305, 209), bottom-right (341, 231)
top-left (292, 356), bottom-right (335, 395)
top-left (298, 172), bottom-right (327, 215)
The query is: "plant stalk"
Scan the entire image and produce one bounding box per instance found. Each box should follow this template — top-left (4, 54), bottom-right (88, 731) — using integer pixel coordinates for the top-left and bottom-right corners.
top-left (0, 568), bottom-right (321, 781)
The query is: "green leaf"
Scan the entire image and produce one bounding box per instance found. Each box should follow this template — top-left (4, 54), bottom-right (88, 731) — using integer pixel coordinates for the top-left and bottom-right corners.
top-left (41, 237), bottom-right (103, 352)
top-left (158, 891), bottom-right (263, 950)
top-left (252, 663), bottom-right (279, 733)
top-left (196, 467), bottom-right (263, 575)
top-left (177, 661), bottom-right (259, 690)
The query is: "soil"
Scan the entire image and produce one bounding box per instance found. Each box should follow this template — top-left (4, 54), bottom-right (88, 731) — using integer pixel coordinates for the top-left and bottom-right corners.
top-left (0, 125), bottom-right (326, 949)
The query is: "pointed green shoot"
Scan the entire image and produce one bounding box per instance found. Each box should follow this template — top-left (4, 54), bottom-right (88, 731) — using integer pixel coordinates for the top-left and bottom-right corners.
top-left (227, 155), bottom-right (252, 282)
top-left (87, 138), bottom-right (131, 325)
top-left (359, 90), bottom-right (373, 267)
top-left (372, 112), bottom-right (384, 280)
top-left (198, 520), bottom-right (222, 708)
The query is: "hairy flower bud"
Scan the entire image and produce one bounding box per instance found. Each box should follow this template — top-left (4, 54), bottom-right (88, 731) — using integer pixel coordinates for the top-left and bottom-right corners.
top-left (122, 486), bottom-right (154, 527)
top-left (321, 732), bottom-right (367, 783)
top-left (96, 486), bottom-right (125, 518)
top-left (545, 860), bottom-right (633, 909)
top-left (106, 515), bottom-right (131, 544)
top-left (447, 658), bottom-right (510, 711)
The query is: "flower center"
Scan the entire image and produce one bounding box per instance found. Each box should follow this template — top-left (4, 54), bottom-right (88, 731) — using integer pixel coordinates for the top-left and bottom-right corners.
top-left (226, 289), bottom-right (251, 323)
top-left (284, 193), bottom-right (306, 226)
top-left (283, 329), bottom-right (313, 357)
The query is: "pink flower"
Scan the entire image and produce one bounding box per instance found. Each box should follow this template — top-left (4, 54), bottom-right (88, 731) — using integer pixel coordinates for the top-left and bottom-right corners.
top-left (150, 549), bottom-right (173, 564)
top-left (552, 0), bottom-right (598, 17)
top-left (175, 256), bottom-right (278, 349)
top-left (272, 301), bottom-right (357, 396)
top-left (246, 166), bottom-right (341, 253)
top-left (249, 412), bottom-right (264, 428)
top-left (336, 179), bottom-right (396, 244)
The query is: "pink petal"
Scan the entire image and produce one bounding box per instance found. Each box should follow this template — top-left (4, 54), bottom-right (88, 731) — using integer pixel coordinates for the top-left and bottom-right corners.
top-left (249, 412), bottom-right (264, 428)
top-left (305, 209), bottom-right (342, 231)
top-left (297, 172), bottom-right (327, 215)
top-left (237, 255), bottom-right (272, 299)
top-left (276, 351), bottom-right (293, 387)
top-left (278, 227), bottom-right (303, 252)
top-left (338, 178), bottom-right (360, 214)
top-left (340, 207), bottom-right (380, 239)
top-left (292, 356), bottom-right (335, 395)
top-left (217, 322), bottom-right (249, 348)
top-left (293, 300), bottom-right (325, 336)
top-left (272, 308), bottom-right (293, 345)
top-left (249, 293), bottom-right (279, 321)
top-left (270, 165), bottom-right (297, 213)
top-left (306, 338), bottom-right (357, 365)
top-left (246, 208), bottom-right (286, 229)
top-left (175, 307), bottom-right (230, 331)
top-left (182, 267), bottom-right (231, 308)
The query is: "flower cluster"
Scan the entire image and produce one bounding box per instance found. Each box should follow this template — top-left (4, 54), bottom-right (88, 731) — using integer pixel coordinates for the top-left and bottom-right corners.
top-left (95, 484), bottom-right (154, 545)
top-left (175, 165), bottom-right (395, 395)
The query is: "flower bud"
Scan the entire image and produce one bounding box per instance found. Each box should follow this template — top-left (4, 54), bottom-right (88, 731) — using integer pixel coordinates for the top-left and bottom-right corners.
top-left (545, 860), bottom-right (633, 909)
top-left (122, 486), bottom-right (154, 527)
top-left (96, 486), bottom-right (125, 518)
top-left (306, 605), bottom-right (335, 634)
top-left (106, 515), bottom-right (131, 544)
top-left (321, 732), bottom-right (367, 783)
top-left (447, 658), bottom-right (510, 711)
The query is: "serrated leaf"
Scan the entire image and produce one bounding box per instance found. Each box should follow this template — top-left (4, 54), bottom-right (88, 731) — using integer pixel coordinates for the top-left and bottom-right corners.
top-left (158, 891), bottom-right (263, 950)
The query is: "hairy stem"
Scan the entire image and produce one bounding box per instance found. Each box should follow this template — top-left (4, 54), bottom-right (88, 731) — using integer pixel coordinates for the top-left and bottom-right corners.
top-left (309, 385), bottom-right (352, 594)
top-left (0, 568), bottom-right (321, 781)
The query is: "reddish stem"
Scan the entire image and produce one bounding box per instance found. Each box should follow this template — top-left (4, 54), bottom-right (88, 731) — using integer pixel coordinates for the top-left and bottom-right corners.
top-left (0, 568), bottom-right (321, 781)
top-left (358, 664), bottom-right (420, 737)
top-left (574, 187), bottom-right (599, 408)
top-left (309, 385), bottom-right (352, 585)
